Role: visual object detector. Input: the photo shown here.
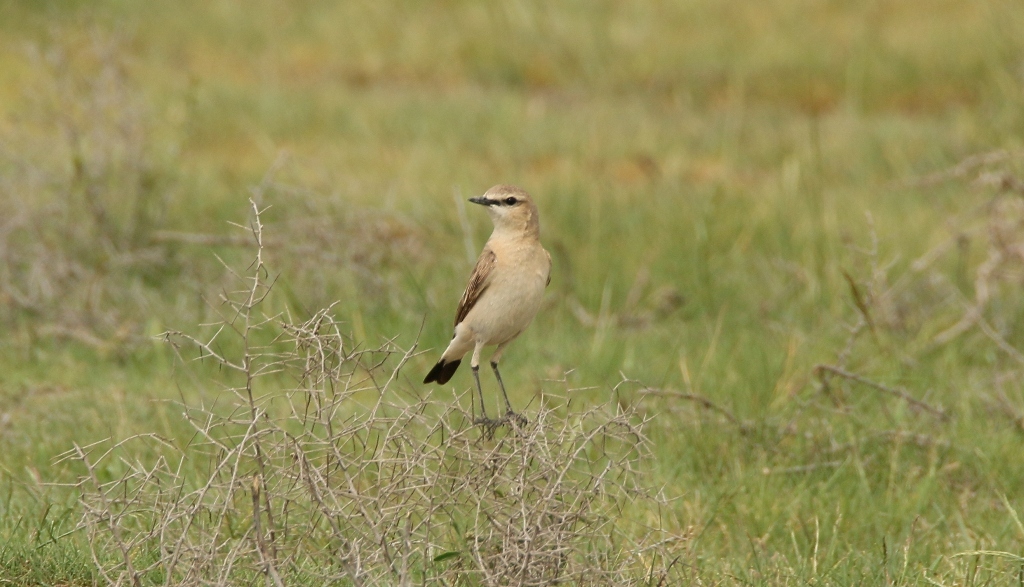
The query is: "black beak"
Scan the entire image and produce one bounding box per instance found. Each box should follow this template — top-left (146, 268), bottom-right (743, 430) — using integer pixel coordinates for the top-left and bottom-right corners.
top-left (468, 196), bottom-right (495, 206)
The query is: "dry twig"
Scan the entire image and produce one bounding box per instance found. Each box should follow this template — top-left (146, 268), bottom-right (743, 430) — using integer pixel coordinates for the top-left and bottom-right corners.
top-left (813, 364), bottom-right (948, 420)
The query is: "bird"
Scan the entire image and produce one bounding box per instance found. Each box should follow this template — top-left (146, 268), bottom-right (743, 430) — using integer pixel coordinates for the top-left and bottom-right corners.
top-left (423, 184), bottom-right (552, 424)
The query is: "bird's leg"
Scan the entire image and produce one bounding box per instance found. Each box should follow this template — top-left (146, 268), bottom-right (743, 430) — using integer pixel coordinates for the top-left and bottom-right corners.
top-left (491, 361), bottom-right (527, 425)
top-left (471, 365), bottom-right (489, 422)
top-left (490, 361), bottom-right (513, 414)
top-left (469, 343), bottom-right (492, 425)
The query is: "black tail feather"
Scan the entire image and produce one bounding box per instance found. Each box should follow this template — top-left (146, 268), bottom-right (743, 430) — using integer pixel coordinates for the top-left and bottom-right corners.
top-left (424, 358), bottom-right (461, 385)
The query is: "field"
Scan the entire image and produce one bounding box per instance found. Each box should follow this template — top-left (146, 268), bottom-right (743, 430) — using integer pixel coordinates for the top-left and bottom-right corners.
top-left (1, 0), bottom-right (1024, 584)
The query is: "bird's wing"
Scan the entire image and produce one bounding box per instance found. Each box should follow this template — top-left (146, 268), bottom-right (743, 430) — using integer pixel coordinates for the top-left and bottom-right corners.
top-left (454, 247), bottom-right (496, 327)
top-left (544, 249), bottom-right (552, 286)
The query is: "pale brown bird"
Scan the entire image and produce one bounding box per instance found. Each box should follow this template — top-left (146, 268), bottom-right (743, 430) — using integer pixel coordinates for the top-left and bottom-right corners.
top-left (424, 185), bottom-right (552, 423)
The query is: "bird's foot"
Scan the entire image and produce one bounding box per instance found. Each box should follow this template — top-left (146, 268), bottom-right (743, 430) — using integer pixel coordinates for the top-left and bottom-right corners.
top-left (504, 410), bottom-right (528, 427)
top-left (472, 416), bottom-right (503, 439)
top-left (472, 411), bottom-right (527, 437)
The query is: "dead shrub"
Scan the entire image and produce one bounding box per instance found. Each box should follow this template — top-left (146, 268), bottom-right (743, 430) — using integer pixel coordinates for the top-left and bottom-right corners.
top-left (813, 150), bottom-right (1024, 433)
top-left (0, 33), bottom-right (178, 352)
top-left (66, 200), bottom-right (684, 586)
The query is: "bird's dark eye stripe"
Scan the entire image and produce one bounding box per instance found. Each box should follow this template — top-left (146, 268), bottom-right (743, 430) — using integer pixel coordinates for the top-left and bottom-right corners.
top-left (504, 197), bottom-right (517, 205)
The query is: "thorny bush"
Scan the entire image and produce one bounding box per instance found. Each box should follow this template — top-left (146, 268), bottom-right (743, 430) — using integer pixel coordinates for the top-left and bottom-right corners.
top-left (68, 201), bottom-right (685, 586)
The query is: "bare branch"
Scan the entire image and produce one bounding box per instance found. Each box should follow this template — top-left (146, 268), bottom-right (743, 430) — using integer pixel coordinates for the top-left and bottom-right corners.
top-left (813, 364), bottom-right (948, 420)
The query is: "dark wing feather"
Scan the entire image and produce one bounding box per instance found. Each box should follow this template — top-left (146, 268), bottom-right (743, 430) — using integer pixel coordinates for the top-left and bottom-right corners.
top-left (454, 247), bottom-right (496, 327)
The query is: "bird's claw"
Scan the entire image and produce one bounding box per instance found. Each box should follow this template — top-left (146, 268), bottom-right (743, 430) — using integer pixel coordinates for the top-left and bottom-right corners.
top-left (504, 410), bottom-right (528, 427)
top-left (473, 411), bottom-right (528, 437)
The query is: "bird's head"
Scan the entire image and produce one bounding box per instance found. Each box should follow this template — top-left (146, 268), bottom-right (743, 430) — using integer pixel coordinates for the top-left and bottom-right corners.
top-left (469, 185), bottom-right (540, 237)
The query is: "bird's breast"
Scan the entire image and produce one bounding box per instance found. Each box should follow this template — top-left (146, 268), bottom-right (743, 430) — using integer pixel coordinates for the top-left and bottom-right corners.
top-left (462, 244), bottom-right (549, 345)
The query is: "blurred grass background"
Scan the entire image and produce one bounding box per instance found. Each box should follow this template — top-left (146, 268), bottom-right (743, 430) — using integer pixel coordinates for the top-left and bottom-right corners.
top-left (1, 0), bottom-right (1024, 584)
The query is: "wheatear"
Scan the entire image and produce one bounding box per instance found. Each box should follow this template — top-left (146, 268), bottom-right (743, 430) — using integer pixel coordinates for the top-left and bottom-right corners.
top-left (424, 185), bottom-right (552, 423)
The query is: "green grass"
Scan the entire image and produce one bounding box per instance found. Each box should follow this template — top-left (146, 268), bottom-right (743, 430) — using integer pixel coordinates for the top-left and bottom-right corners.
top-left (1, 0), bottom-right (1024, 584)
